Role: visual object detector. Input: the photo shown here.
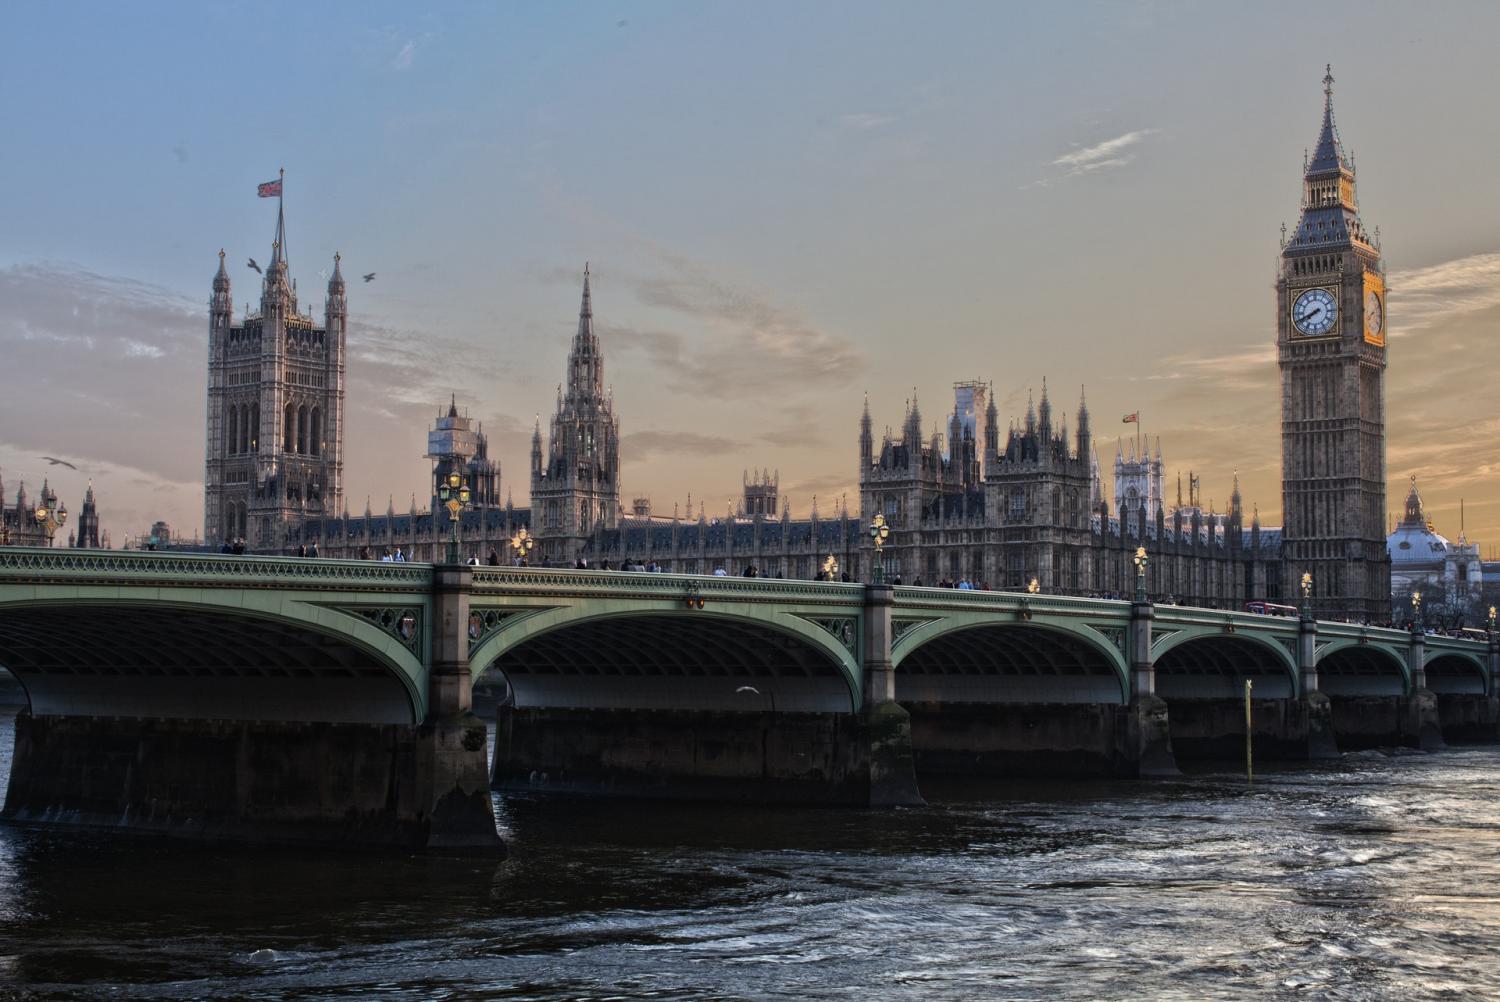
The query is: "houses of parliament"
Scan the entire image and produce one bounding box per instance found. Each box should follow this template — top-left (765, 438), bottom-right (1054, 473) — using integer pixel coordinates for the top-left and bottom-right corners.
top-left (190, 68), bottom-right (1394, 620)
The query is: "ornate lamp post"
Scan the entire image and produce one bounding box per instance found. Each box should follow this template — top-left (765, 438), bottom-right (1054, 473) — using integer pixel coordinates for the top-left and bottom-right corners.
top-left (1132, 546), bottom-right (1149, 603)
top-left (510, 526), bottom-right (535, 566)
top-left (437, 471), bottom-right (472, 565)
top-left (1410, 590), bottom-right (1423, 632)
top-left (1488, 605), bottom-right (1497, 636)
top-left (869, 513), bottom-right (890, 585)
top-left (1300, 571), bottom-right (1313, 619)
top-left (823, 554), bottom-right (839, 581)
top-left (1027, 577), bottom-right (1040, 595)
top-left (32, 499), bottom-right (68, 548)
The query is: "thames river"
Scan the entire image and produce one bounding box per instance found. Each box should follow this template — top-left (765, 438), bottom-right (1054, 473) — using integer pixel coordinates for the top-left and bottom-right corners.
top-left (1, 705), bottom-right (1499, 999)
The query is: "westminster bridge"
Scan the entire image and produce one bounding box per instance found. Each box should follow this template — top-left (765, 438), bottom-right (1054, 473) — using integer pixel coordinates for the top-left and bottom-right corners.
top-left (0, 548), bottom-right (1494, 851)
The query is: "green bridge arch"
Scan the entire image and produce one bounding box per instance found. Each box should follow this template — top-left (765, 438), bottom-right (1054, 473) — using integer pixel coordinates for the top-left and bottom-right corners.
top-left (891, 611), bottom-right (1131, 705)
top-left (469, 603), bottom-right (865, 713)
top-left (0, 579), bottom-right (430, 723)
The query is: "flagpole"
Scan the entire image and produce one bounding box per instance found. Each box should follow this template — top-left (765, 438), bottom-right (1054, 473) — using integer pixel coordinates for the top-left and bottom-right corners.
top-left (279, 166), bottom-right (285, 259)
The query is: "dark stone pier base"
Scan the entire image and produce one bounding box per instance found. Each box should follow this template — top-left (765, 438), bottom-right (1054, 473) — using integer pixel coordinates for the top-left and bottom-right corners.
top-left (1435, 693), bottom-right (1496, 744)
top-left (901, 698), bottom-right (1177, 779)
top-left (493, 705), bottom-right (922, 805)
top-left (1, 711), bottom-right (503, 852)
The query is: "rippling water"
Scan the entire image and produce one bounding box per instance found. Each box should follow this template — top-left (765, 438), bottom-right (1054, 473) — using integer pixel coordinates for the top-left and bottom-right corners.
top-left (2, 709), bottom-right (1500, 1000)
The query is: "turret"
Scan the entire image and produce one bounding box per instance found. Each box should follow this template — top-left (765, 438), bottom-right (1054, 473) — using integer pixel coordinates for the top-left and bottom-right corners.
top-left (326, 252), bottom-right (346, 317)
top-left (1038, 378), bottom-right (1052, 443)
top-left (1076, 386), bottom-right (1091, 461)
top-left (859, 392), bottom-right (873, 470)
top-left (530, 415), bottom-right (543, 480)
top-left (984, 388), bottom-right (999, 471)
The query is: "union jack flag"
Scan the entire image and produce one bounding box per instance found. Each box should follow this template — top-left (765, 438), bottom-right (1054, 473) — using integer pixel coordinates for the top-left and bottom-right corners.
top-left (1122, 412), bottom-right (1138, 424)
top-left (257, 179), bottom-right (283, 198)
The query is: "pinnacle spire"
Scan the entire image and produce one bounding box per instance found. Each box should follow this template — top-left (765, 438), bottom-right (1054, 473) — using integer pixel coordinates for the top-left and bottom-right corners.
top-left (1307, 64), bottom-right (1349, 177)
top-left (270, 169), bottom-right (288, 267)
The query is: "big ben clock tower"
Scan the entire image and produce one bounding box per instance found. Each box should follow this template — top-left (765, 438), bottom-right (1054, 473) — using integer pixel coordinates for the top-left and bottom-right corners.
top-left (1278, 66), bottom-right (1390, 621)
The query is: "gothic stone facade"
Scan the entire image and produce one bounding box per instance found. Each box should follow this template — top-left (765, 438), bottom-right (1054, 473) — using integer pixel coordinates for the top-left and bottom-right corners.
top-left (1277, 67), bottom-right (1391, 621)
top-left (204, 201), bottom-right (346, 550)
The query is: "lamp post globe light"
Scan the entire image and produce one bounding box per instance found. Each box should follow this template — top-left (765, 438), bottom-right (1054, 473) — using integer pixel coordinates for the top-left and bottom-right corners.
top-left (1410, 590), bottom-right (1423, 631)
top-left (32, 499), bottom-right (68, 547)
top-left (1300, 571), bottom-right (1313, 618)
top-left (1027, 577), bottom-right (1040, 595)
top-left (1132, 546), bottom-right (1148, 603)
top-left (869, 513), bottom-right (890, 585)
top-left (511, 526), bottom-right (535, 566)
top-left (823, 554), bottom-right (838, 581)
top-left (1489, 605), bottom-right (1497, 636)
top-left (437, 471), bottom-right (473, 565)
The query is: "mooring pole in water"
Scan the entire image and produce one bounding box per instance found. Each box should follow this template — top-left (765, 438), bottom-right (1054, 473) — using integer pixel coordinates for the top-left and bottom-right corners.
top-left (1244, 678), bottom-right (1253, 785)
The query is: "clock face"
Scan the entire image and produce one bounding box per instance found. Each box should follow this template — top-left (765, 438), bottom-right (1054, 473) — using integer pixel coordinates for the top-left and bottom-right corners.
top-left (1292, 287), bottom-right (1337, 336)
top-left (1364, 290), bottom-right (1384, 337)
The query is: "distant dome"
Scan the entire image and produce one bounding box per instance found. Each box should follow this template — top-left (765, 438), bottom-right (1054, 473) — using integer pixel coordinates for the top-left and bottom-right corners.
top-left (1387, 476), bottom-right (1449, 568)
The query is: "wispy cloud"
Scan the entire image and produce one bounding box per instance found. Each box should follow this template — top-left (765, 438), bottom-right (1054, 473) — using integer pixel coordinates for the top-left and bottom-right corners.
top-left (392, 39), bottom-right (416, 70)
top-left (600, 256), bottom-right (864, 398)
top-left (622, 430), bottom-right (741, 461)
top-left (1387, 251), bottom-right (1500, 339)
top-left (838, 112), bottom-right (894, 131)
top-left (1031, 129), bottom-right (1158, 187)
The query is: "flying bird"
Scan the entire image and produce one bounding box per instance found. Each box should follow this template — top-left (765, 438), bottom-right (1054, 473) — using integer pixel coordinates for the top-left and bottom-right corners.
top-left (362, 272), bottom-right (376, 283)
top-left (40, 457), bottom-right (78, 470)
top-left (247, 258), bottom-right (262, 274)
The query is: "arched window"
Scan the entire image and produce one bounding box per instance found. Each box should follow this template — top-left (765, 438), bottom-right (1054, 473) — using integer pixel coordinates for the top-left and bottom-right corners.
top-left (285, 404), bottom-right (296, 453)
top-left (227, 407), bottom-right (238, 455)
top-left (310, 408), bottom-right (321, 457)
top-left (297, 405), bottom-right (308, 455)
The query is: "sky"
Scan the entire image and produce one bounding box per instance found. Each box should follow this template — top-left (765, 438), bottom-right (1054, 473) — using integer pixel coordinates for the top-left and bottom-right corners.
top-left (2, 1), bottom-right (1499, 551)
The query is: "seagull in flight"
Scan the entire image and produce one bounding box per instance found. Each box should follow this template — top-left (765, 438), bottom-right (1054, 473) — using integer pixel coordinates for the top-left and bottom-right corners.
top-left (247, 258), bottom-right (262, 274)
top-left (40, 457), bottom-right (78, 470)
top-left (362, 272), bottom-right (376, 283)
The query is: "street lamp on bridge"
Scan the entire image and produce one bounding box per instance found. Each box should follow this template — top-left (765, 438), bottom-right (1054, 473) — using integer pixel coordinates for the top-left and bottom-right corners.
top-left (823, 554), bottom-right (838, 581)
top-left (1027, 577), bottom-right (1040, 595)
top-left (1132, 546), bottom-right (1148, 604)
top-left (1299, 571), bottom-right (1313, 619)
top-left (869, 513), bottom-right (889, 585)
top-left (32, 499), bottom-right (68, 548)
top-left (510, 527), bottom-right (535, 566)
top-left (1410, 590), bottom-right (1423, 632)
top-left (1489, 605), bottom-right (1497, 637)
top-left (438, 472), bottom-right (472, 565)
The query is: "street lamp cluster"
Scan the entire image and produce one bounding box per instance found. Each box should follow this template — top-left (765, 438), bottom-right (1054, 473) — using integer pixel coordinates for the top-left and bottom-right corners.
top-left (32, 499), bottom-right (68, 546)
top-left (437, 471), bottom-right (472, 565)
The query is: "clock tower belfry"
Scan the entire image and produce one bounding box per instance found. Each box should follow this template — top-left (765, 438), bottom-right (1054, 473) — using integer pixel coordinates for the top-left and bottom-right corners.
top-left (1277, 65), bottom-right (1390, 621)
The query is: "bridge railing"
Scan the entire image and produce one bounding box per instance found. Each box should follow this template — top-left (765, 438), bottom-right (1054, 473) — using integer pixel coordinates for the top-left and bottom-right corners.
top-left (0, 547), bottom-right (432, 590)
top-left (471, 565), bottom-right (867, 605)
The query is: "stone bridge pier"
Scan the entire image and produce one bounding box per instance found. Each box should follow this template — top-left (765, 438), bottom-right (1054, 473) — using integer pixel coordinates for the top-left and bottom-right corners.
top-left (0, 552), bottom-right (501, 852)
top-left (480, 575), bottom-right (923, 806)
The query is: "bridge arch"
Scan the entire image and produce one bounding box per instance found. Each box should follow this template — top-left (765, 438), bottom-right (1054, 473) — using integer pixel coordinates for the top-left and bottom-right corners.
top-left (1315, 641), bottom-right (1409, 697)
top-left (1153, 630), bottom-right (1299, 699)
top-left (470, 606), bottom-right (862, 713)
top-left (892, 621), bottom-right (1129, 704)
top-left (0, 596), bottom-right (426, 724)
top-left (1424, 650), bottom-right (1488, 696)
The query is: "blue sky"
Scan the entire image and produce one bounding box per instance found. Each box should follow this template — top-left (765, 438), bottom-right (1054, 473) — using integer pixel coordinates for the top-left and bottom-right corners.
top-left (3, 2), bottom-right (1499, 546)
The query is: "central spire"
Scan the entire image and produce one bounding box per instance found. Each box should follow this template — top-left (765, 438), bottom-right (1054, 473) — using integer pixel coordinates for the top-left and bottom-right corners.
top-left (566, 263), bottom-right (603, 400)
top-left (1307, 64), bottom-right (1349, 177)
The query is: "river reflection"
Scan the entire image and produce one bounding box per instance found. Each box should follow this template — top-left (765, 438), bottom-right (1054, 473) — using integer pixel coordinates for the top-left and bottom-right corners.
top-left (1, 709), bottom-right (1499, 999)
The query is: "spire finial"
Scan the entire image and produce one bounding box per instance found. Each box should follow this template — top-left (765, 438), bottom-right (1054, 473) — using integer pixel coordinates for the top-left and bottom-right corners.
top-left (1323, 63), bottom-right (1334, 102)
